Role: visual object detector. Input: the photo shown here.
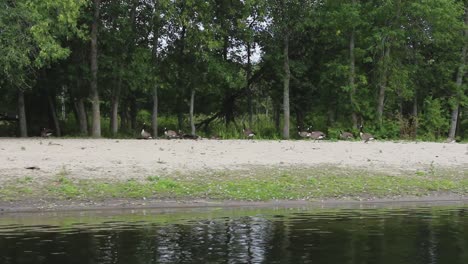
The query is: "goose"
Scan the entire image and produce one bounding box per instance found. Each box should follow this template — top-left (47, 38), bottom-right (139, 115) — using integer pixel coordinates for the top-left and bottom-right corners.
top-left (41, 128), bottom-right (53, 138)
top-left (359, 125), bottom-right (375, 143)
top-left (140, 123), bottom-right (152, 139)
top-left (298, 126), bottom-right (311, 139)
top-left (164, 127), bottom-right (179, 139)
top-left (445, 137), bottom-right (456, 143)
top-left (339, 131), bottom-right (354, 140)
top-left (309, 131), bottom-right (326, 141)
top-left (242, 127), bottom-right (255, 139)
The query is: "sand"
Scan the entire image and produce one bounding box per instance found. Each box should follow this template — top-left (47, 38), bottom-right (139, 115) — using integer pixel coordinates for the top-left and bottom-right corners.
top-left (0, 138), bottom-right (466, 183)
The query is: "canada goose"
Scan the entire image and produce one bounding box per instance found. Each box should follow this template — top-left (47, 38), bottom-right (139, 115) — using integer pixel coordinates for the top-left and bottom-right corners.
top-left (359, 125), bottom-right (375, 143)
top-left (140, 123), bottom-right (152, 139)
top-left (298, 126), bottom-right (311, 139)
top-left (242, 128), bottom-right (255, 139)
top-left (41, 128), bottom-right (53, 138)
top-left (164, 127), bottom-right (179, 139)
top-left (445, 137), bottom-right (456, 143)
top-left (309, 131), bottom-right (326, 141)
top-left (340, 131), bottom-right (354, 140)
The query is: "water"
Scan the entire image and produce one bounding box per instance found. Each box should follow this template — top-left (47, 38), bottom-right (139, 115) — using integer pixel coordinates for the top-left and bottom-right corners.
top-left (0, 204), bottom-right (467, 264)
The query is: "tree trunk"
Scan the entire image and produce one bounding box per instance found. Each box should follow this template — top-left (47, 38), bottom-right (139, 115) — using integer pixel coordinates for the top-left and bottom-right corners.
top-left (376, 44), bottom-right (390, 124)
top-left (449, 9), bottom-right (468, 139)
top-left (152, 86), bottom-right (158, 138)
top-left (189, 89), bottom-right (196, 135)
top-left (274, 101), bottom-right (281, 133)
top-left (110, 75), bottom-right (122, 136)
top-left (90, 0), bottom-right (101, 137)
top-left (74, 98), bottom-right (88, 135)
top-left (48, 95), bottom-right (61, 137)
top-left (349, 5), bottom-right (358, 129)
top-left (18, 89), bottom-right (27, 137)
top-left (412, 94), bottom-right (418, 139)
top-left (282, 32), bottom-right (291, 139)
top-left (247, 41), bottom-right (253, 127)
top-left (110, 97), bottom-right (119, 136)
top-left (151, 3), bottom-right (160, 138)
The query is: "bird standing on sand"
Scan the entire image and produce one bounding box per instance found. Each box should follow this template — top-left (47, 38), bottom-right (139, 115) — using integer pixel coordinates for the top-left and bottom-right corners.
top-left (41, 128), bottom-right (53, 138)
top-left (140, 123), bottom-right (152, 139)
top-left (309, 131), bottom-right (326, 141)
top-left (243, 127), bottom-right (255, 139)
top-left (359, 125), bottom-right (375, 143)
top-left (164, 128), bottom-right (179, 139)
top-left (339, 131), bottom-right (354, 140)
top-left (298, 126), bottom-right (311, 139)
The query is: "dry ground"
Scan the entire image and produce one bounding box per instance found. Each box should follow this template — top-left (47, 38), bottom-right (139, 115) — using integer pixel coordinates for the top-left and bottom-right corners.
top-left (0, 138), bottom-right (466, 183)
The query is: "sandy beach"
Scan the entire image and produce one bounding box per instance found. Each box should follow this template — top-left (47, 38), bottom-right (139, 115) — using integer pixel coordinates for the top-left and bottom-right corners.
top-left (0, 138), bottom-right (466, 183)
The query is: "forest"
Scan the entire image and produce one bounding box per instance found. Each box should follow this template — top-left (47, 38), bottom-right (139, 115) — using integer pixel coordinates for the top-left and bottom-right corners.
top-left (0, 0), bottom-right (467, 141)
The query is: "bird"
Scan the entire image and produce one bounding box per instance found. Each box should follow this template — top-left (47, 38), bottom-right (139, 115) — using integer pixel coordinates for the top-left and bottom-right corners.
top-left (164, 127), bottom-right (179, 139)
top-left (309, 131), bottom-right (326, 141)
top-left (41, 128), bottom-right (53, 138)
top-left (445, 137), bottom-right (456, 143)
top-left (298, 126), bottom-right (311, 139)
top-left (359, 125), bottom-right (375, 143)
top-left (339, 131), bottom-right (354, 140)
top-left (140, 123), bottom-right (152, 139)
top-left (242, 125), bottom-right (255, 139)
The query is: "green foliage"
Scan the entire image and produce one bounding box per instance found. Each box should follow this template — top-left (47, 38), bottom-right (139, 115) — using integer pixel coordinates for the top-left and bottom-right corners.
top-left (1, 0), bottom-right (467, 141)
top-left (421, 97), bottom-right (450, 139)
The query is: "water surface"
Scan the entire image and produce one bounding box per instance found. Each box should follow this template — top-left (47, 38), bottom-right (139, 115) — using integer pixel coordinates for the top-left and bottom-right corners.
top-left (1, 204), bottom-right (467, 264)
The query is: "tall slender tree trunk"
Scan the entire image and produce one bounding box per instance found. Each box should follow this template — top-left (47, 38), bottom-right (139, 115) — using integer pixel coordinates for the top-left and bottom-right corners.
top-left (412, 93), bottom-right (418, 139)
top-left (349, 23), bottom-right (358, 129)
top-left (247, 41), bottom-right (253, 128)
top-left (74, 97), bottom-right (88, 135)
top-left (376, 44), bottom-right (390, 124)
top-left (282, 32), bottom-right (291, 139)
top-left (18, 89), bottom-right (27, 137)
top-left (151, 2), bottom-right (160, 138)
top-left (152, 86), bottom-right (158, 138)
top-left (90, 0), bottom-right (101, 137)
top-left (110, 75), bottom-right (122, 136)
top-left (189, 89), bottom-right (196, 135)
top-left (48, 95), bottom-right (61, 137)
top-left (449, 9), bottom-right (468, 139)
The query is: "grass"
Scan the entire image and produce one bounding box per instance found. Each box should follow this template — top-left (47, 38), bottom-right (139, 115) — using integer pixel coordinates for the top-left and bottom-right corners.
top-left (0, 166), bottom-right (467, 202)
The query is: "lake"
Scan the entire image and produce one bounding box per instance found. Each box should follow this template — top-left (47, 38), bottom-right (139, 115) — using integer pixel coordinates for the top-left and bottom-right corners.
top-left (0, 203), bottom-right (467, 264)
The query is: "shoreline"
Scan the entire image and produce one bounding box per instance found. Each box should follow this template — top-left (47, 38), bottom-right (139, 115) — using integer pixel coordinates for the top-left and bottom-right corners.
top-left (1, 195), bottom-right (468, 214)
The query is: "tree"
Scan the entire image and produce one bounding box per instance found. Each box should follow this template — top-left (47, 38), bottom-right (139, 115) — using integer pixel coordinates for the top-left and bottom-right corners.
top-left (0, 0), bottom-right (86, 137)
top-left (449, 6), bottom-right (468, 139)
top-left (90, 0), bottom-right (101, 137)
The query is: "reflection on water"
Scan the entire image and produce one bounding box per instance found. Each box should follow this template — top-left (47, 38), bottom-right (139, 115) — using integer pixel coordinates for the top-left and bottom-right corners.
top-left (0, 204), bottom-right (468, 264)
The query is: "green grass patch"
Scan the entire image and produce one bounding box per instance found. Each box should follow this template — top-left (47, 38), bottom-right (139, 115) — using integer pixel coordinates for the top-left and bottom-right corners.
top-left (1, 166), bottom-right (467, 202)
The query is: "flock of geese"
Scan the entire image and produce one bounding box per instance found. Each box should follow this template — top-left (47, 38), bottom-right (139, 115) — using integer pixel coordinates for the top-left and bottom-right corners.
top-left (39, 123), bottom-right (375, 142)
top-left (296, 125), bottom-right (375, 143)
top-left (139, 123), bottom-right (376, 143)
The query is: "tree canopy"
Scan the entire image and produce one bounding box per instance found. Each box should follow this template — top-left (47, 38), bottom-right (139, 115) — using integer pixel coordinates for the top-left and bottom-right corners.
top-left (0, 0), bottom-right (467, 141)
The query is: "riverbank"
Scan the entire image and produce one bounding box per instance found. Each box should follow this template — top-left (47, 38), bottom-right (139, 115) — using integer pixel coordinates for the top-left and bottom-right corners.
top-left (0, 138), bottom-right (467, 212)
